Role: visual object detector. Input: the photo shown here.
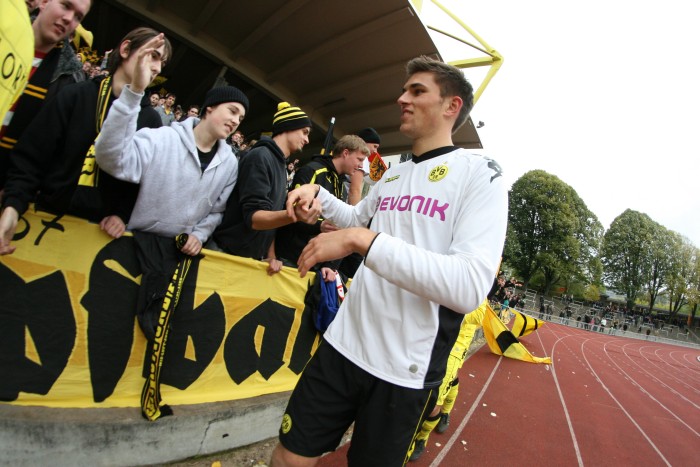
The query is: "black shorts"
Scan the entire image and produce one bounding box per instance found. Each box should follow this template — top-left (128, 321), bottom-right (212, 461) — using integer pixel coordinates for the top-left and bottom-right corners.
top-left (278, 341), bottom-right (437, 466)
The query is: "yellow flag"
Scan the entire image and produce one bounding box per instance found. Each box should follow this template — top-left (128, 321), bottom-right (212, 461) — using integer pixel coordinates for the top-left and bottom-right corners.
top-left (482, 304), bottom-right (551, 364)
top-left (511, 310), bottom-right (545, 337)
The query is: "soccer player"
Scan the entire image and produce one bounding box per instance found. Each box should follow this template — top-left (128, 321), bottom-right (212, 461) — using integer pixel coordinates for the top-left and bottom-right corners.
top-left (270, 56), bottom-right (508, 466)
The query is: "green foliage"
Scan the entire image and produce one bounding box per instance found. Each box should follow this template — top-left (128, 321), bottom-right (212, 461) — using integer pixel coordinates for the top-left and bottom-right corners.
top-left (680, 242), bottom-right (700, 318)
top-left (504, 173), bottom-right (698, 319)
top-left (644, 223), bottom-right (675, 314)
top-left (502, 223), bottom-right (520, 266)
top-left (583, 284), bottom-right (601, 302)
top-left (601, 209), bottom-right (656, 309)
top-left (661, 232), bottom-right (694, 315)
top-left (506, 170), bottom-right (602, 294)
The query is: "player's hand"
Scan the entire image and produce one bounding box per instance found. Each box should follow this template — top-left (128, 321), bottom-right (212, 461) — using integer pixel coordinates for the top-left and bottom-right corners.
top-left (286, 184), bottom-right (319, 222)
top-left (297, 228), bottom-right (377, 277)
top-left (180, 235), bottom-right (202, 256)
top-left (0, 206), bottom-right (19, 255)
top-left (320, 220), bottom-right (339, 233)
top-left (99, 215), bottom-right (126, 238)
top-left (295, 198), bottom-right (321, 225)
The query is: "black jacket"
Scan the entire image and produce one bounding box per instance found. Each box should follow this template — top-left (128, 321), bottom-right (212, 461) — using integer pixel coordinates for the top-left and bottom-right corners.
top-left (0, 40), bottom-right (85, 187)
top-left (275, 155), bottom-right (346, 268)
top-left (2, 76), bottom-right (161, 221)
top-left (212, 137), bottom-right (288, 259)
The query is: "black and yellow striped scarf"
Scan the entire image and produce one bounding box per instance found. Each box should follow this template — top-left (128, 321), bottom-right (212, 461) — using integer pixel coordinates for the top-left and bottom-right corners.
top-left (139, 234), bottom-right (194, 421)
top-left (77, 76), bottom-right (112, 188)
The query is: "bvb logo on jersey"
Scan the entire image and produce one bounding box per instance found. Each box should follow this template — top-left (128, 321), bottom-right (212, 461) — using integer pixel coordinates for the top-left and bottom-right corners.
top-left (428, 164), bottom-right (449, 182)
top-left (281, 414), bottom-right (293, 434)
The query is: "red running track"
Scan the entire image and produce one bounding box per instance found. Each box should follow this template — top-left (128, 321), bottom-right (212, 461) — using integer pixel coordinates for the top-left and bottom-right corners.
top-left (317, 323), bottom-right (700, 466)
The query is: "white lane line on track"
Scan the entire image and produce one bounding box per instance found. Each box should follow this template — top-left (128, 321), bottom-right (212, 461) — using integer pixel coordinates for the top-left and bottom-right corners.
top-left (668, 349), bottom-right (700, 375)
top-left (607, 342), bottom-right (700, 426)
top-left (581, 338), bottom-right (672, 466)
top-left (537, 326), bottom-right (584, 467)
top-left (660, 348), bottom-right (700, 381)
top-left (623, 344), bottom-right (700, 398)
top-left (429, 355), bottom-right (502, 467)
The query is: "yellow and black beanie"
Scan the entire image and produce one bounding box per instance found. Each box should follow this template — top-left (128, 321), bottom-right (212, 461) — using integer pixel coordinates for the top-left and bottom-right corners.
top-left (272, 102), bottom-right (311, 136)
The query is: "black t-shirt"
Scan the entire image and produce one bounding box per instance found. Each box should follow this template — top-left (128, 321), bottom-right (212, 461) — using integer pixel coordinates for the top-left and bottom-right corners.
top-left (197, 141), bottom-right (218, 172)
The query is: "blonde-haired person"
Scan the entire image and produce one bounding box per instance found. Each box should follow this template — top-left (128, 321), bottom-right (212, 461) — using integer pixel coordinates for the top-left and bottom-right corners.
top-left (276, 135), bottom-right (369, 281)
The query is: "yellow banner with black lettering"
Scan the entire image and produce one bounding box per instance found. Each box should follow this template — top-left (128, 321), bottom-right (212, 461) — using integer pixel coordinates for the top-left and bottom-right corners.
top-left (0, 207), bottom-right (320, 408)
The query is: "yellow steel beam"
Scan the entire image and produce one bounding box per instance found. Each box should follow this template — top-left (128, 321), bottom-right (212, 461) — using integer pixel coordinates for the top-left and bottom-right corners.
top-left (409, 0), bottom-right (503, 105)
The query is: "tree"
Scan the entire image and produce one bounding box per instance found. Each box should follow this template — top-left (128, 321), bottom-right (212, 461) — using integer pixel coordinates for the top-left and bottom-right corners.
top-left (643, 223), bottom-right (675, 315)
top-left (601, 209), bottom-right (656, 309)
top-left (502, 222), bottom-right (520, 268)
top-left (583, 284), bottom-right (601, 303)
top-left (507, 170), bottom-right (601, 295)
top-left (562, 189), bottom-right (603, 296)
top-left (682, 243), bottom-right (700, 325)
top-left (665, 233), bottom-right (696, 316)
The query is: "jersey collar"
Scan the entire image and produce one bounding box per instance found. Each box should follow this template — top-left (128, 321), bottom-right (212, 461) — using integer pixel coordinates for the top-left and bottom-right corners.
top-left (411, 146), bottom-right (457, 164)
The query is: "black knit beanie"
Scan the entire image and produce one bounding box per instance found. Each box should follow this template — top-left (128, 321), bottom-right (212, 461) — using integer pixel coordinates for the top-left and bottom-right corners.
top-left (201, 86), bottom-right (249, 114)
top-left (272, 102), bottom-right (311, 136)
top-left (356, 127), bottom-right (381, 145)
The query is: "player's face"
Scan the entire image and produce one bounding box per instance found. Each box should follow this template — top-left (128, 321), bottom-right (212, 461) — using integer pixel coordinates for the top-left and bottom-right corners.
top-left (397, 71), bottom-right (446, 139)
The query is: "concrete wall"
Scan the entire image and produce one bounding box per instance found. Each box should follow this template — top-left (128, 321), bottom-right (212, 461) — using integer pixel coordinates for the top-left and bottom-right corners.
top-left (0, 392), bottom-right (289, 466)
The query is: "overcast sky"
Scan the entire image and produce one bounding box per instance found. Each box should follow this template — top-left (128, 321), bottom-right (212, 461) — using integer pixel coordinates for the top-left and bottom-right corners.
top-left (421, 0), bottom-right (700, 247)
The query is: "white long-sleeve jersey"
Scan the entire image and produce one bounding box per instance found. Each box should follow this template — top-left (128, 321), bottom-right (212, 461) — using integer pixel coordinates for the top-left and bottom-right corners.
top-left (319, 147), bottom-right (508, 389)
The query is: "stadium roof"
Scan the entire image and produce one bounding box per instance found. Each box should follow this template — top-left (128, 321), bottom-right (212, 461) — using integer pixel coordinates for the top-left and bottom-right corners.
top-left (84, 0), bottom-right (482, 154)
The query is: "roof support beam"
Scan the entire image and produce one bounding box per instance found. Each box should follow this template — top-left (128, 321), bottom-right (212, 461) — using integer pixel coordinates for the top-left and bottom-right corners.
top-left (145, 0), bottom-right (161, 12)
top-left (267, 7), bottom-right (414, 84)
top-left (190, 0), bottom-right (226, 35)
top-left (229, 0), bottom-right (312, 59)
top-left (301, 60), bottom-right (408, 108)
top-left (336, 100), bottom-right (397, 123)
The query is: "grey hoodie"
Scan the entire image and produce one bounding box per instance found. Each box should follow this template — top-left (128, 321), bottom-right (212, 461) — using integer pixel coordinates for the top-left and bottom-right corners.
top-left (95, 85), bottom-right (237, 243)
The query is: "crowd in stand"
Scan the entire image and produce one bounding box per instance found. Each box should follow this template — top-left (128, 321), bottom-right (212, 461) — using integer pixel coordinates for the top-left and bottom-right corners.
top-left (0, 0), bottom-right (373, 274)
top-left (487, 274), bottom-right (524, 313)
top-left (484, 271), bottom-right (693, 337)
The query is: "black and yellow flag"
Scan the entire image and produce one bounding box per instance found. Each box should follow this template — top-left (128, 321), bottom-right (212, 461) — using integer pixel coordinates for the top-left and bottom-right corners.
top-left (482, 304), bottom-right (551, 364)
top-left (511, 310), bottom-right (545, 337)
